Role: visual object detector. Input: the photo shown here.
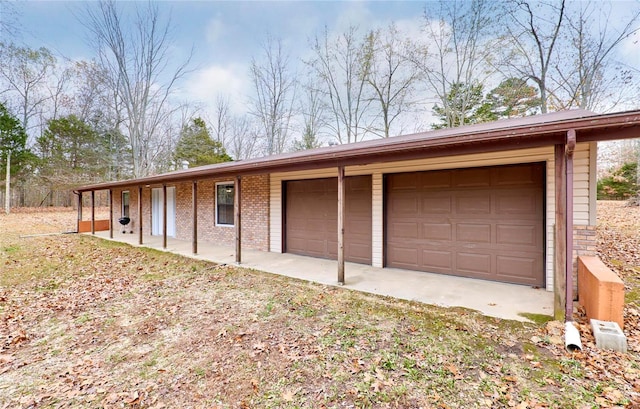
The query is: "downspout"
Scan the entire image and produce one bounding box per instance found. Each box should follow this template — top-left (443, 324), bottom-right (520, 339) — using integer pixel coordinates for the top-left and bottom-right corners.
top-left (564, 129), bottom-right (582, 352)
top-left (565, 129), bottom-right (576, 322)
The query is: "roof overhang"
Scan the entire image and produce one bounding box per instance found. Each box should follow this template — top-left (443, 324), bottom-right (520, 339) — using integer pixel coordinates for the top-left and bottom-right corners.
top-left (77, 109), bottom-right (640, 192)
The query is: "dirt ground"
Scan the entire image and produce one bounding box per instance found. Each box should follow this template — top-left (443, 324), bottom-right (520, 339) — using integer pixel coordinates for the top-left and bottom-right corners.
top-left (0, 202), bottom-right (638, 408)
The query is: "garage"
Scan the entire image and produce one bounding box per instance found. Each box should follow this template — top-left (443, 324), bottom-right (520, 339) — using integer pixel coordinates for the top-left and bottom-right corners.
top-left (386, 163), bottom-right (544, 286)
top-left (285, 176), bottom-right (372, 264)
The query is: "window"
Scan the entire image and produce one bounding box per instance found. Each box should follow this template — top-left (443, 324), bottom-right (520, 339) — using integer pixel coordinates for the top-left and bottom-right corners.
top-left (122, 191), bottom-right (130, 218)
top-left (216, 182), bottom-right (234, 226)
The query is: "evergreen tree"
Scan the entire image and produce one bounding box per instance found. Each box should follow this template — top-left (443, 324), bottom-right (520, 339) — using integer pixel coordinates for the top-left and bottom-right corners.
top-left (0, 102), bottom-right (33, 179)
top-left (174, 118), bottom-right (232, 168)
top-left (597, 162), bottom-right (638, 200)
top-left (292, 124), bottom-right (323, 151)
top-left (486, 78), bottom-right (540, 119)
top-left (432, 82), bottom-right (495, 129)
top-left (36, 115), bottom-right (107, 187)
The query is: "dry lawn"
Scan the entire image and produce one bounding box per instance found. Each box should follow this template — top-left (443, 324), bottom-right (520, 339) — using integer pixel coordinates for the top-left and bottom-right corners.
top-left (0, 204), bottom-right (638, 408)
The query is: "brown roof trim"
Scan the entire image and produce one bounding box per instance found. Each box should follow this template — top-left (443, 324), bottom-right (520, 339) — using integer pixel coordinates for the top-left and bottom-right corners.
top-left (77, 109), bottom-right (640, 192)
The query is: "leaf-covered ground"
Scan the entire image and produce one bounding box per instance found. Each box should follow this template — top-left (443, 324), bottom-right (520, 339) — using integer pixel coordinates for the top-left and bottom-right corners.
top-left (0, 204), bottom-right (638, 408)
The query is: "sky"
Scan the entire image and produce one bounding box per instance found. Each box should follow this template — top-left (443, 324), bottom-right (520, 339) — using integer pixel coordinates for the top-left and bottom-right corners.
top-left (9, 1), bottom-right (430, 117)
top-left (6, 1), bottom-right (640, 125)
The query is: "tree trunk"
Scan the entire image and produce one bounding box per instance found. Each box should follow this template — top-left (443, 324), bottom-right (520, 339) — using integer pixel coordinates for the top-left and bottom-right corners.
top-left (5, 150), bottom-right (10, 215)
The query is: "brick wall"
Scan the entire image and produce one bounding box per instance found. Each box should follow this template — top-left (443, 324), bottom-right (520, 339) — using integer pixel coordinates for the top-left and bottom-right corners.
top-left (239, 175), bottom-right (270, 251)
top-left (573, 225), bottom-right (597, 260)
top-left (172, 175), bottom-right (270, 251)
top-left (110, 187), bottom-right (140, 235)
top-left (572, 225), bottom-right (597, 295)
top-left (107, 176), bottom-right (269, 251)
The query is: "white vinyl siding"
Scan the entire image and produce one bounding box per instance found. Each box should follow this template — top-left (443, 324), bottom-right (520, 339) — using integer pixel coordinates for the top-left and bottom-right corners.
top-left (573, 143), bottom-right (591, 225)
top-left (371, 173), bottom-right (383, 268)
top-left (269, 143), bottom-right (594, 292)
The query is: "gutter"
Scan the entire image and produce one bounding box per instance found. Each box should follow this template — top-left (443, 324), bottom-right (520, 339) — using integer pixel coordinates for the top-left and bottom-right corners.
top-left (565, 130), bottom-right (576, 322)
top-left (564, 130), bottom-right (582, 352)
top-left (75, 110), bottom-right (640, 193)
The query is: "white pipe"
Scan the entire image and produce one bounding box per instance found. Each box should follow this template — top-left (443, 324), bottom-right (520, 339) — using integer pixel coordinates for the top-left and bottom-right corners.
top-left (565, 321), bottom-right (582, 352)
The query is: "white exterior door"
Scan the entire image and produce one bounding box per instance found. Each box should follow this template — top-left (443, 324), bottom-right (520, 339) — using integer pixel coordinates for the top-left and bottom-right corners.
top-left (166, 187), bottom-right (176, 237)
top-left (151, 187), bottom-right (176, 237)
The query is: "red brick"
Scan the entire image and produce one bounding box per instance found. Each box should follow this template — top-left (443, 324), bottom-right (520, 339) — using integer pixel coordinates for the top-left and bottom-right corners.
top-left (109, 175), bottom-right (270, 251)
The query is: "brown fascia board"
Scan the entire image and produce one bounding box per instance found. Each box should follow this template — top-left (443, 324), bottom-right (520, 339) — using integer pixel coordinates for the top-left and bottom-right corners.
top-left (77, 109), bottom-right (640, 192)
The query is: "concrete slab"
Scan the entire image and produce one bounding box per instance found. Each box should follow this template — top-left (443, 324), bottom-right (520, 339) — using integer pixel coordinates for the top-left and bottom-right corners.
top-left (89, 231), bottom-right (554, 322)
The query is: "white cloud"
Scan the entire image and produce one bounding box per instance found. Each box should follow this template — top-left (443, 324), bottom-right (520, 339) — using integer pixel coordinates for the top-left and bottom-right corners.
top-left (333, 2), bottom-right (376, 32)
top-left (394, 16), bottom-right (424, 41)
top-left (180, 63), bottom-right (251, 116)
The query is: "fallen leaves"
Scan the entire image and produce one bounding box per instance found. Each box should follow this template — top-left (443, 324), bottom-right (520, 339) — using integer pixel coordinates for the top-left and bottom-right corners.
top-left (1, 205), bottom-right (639, 408)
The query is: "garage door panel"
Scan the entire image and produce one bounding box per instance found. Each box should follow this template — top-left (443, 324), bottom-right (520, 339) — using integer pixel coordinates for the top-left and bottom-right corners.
top-left (348, 198), bottom-right (370, 213)
top-left (456, 223), bottom-right (491, 243)
top-left (390, 196), bottom-right (418, 213)
top-left (457, 195), bottom-right (491, 215)
top-left (306, 239), bottom-right (327, 255)
top-left (389, 173), bottom-right (419, 190)
top-left (422, 196), bottom-right (452, 213)
top-left (388, 247), bottom-right (419, 267)
top-left (347, 243), bottom-right (372, 264)
top-left (421, 171), bottom-right (452, 188)
top-left (495, 191), bottom-right (539, 215)
top-left (495, 164), bottom-right (541, 186)
top-left (422, 222), bottom-right (452, 241)
top-left (348, 219), bottom-right (372, 235)
top-left (390, 222), bottom-right (419, 239)
top-left (421, 249), bottom-right (452, 270)
top-left (496, 255), bottom-right (539, 284)
top-left (348, 176), bottom-right (371, 191)
top-left (387, 163), bottom-right (544, 286)
top-left (285, 176), bottom-right (372, 264)
top-left (496, 224), bottom-right (538, 247)
top-left (455, 168), bottom-right (492, 187)
top-left (305, 218), bottom-right (330, 232)
top-left (457, 252), bottom-right (492, 276)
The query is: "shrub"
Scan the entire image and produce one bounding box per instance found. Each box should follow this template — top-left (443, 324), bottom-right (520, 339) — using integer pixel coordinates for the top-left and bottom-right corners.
top-left (597, 162), bottom-right (638, 200)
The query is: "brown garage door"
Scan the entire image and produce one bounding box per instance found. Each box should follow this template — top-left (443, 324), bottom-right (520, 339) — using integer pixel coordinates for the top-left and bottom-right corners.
top-left (386, 163), bottom-right (544, 286)
top-left (285, 176), bottom-right (372, 264)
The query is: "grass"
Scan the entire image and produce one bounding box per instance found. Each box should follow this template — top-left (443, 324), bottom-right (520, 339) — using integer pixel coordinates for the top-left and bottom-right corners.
top-left (518, 312), bottom-right (555, 325)
top-left (0, 209), bottom-right (638, 408)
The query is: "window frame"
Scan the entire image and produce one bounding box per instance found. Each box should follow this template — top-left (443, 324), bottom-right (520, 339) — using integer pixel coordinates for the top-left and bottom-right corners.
top-left (215, 181), bottom-right (235, 227)
top-left (122, 190), bottom-right (130, 218)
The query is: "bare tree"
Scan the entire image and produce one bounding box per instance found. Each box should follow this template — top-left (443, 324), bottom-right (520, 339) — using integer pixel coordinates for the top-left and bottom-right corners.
top-left (64, 61), bottom-right (112, 124)
top-left (307, 26), bottom-right (373, 144)
top-left (210, 95), bottom-right (232, 147)
top-left (0, 43), bottom-right (55, 133)
top-left (41, 62), bottom-right (73, 126)
top-left (364, 23), bottom-right (420, 138)
top-left (552, 2), bottom-right (640, 111)
top-left (227, 116), bottom-right (259, 161)
top-left (413, 0), bottom-right (498, 128)
top-left (500, 0), bottom-right (566, 114)
top-left (249, 36), bottom-right (297, 156)
top-left (293, 83), bottom-right (326, 150)
top-left (82, 0), bottom-right (191, 177)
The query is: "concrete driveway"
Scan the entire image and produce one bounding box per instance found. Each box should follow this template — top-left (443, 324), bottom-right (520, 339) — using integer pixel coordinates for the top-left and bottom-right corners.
top-left (90, 231), bottom-right (554, 322)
